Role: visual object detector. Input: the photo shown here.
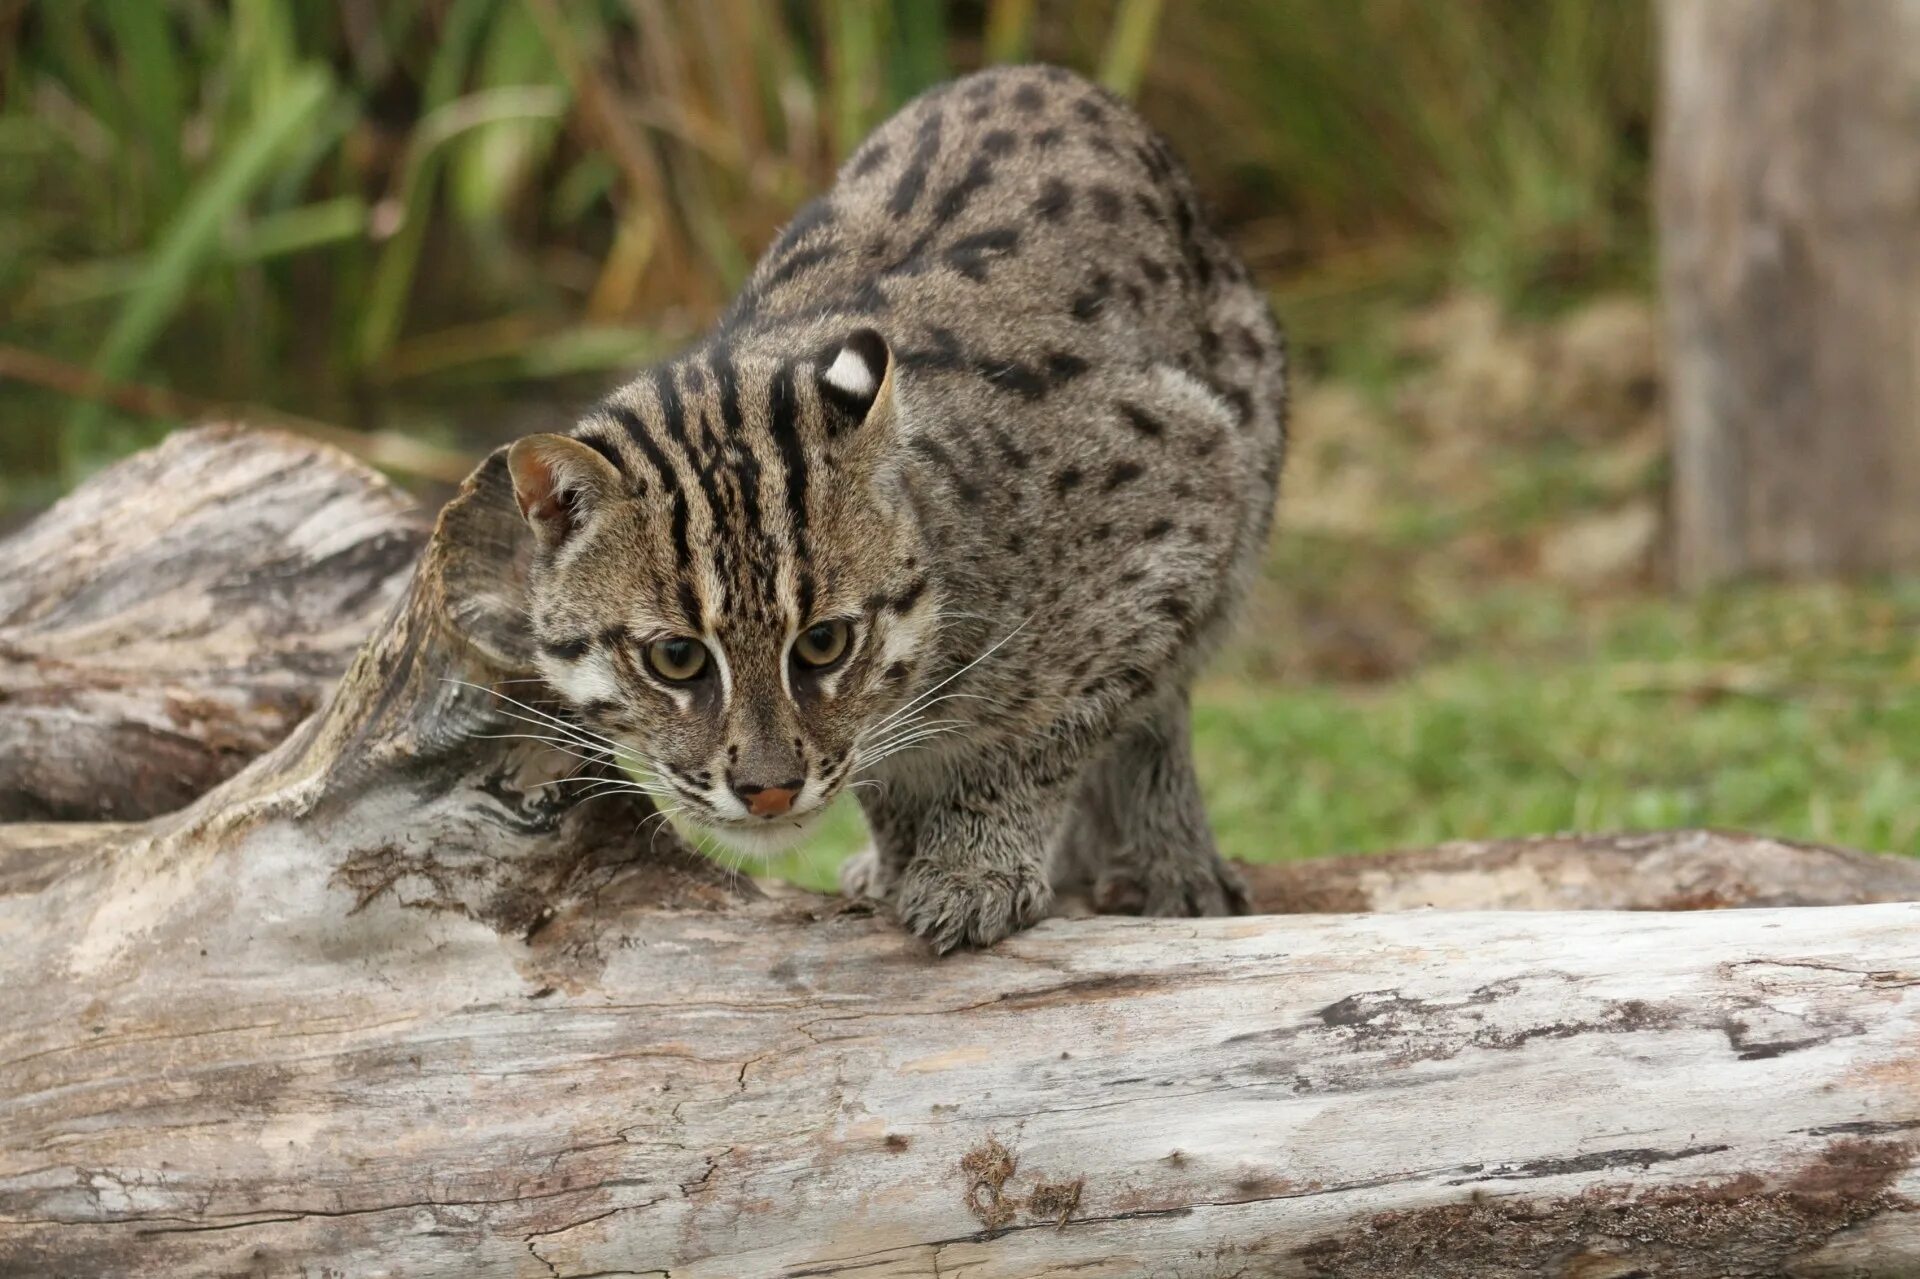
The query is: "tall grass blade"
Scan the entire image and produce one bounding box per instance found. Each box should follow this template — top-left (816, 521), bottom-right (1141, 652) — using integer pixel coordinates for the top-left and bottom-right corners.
top-left (1098, 0), bottom-right (1164, 98)
top-left (984, 0), bottom-right (1037, 64)
top-left (73, 65), bottom-right (332, 459)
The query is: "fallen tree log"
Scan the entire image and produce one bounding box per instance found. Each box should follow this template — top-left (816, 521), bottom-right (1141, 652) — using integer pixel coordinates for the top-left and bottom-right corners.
top-left (0, 424), bottom-right (425, 822)
top-left (3, 434), bottom-right (1919, 1276)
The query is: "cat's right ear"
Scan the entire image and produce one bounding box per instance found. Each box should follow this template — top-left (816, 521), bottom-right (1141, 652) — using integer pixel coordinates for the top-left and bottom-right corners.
top-left (506, 434), bottom-right (623, 550)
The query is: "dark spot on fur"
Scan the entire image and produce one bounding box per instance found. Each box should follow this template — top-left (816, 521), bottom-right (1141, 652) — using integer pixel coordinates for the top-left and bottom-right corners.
top-left (1032, 176), bottom-right (1072, 220)
top-left (889, 112), bottom-right (944, 218)
top-left (978, 358), bottom-right (1046, 399)
top-left (850, 141), bottom-right (890, 178)
top-left (933, 155), bottom-right (996, 226)
top-left (981, 129), bottom-right (1017, 157)
top-left (910, 436), bottom-right (983, 503)
top-left (1102, 460), bottom-right (1144, 492)
top-left (945, 226), bottom-right (1021, 281)
top-left (1013, 83), bottom-right (1045, 112)
top-left (1070, 272), bottom-right (1112, 322)
top-left (1143, 519), bottom-right (1174, 541)
top-left (1119, 402), bottom-right (1164, 438)
top-left (1031, 125), bottom-right (1065, 150)
top-left (1046, 352), bottom-right (1090, 384)
top-left (1090, 185), bottom-right (1123, 223)
top-left (989, 424), bottom-right (1030, 468)
top-left (1138, 255), bottom-right (1169, 286)
top-left (1054, 466), bottom-right (1084, 494)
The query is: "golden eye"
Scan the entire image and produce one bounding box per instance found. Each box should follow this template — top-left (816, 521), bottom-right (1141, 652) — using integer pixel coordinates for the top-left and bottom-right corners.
top-left (793, 619), bottom-right (851, 669)
top-left (646, 636), bottom-right (709, 682)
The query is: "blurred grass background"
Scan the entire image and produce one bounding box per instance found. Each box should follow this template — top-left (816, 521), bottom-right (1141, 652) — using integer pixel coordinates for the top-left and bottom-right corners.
top-left (4, 0), bottom-right (1913, 881)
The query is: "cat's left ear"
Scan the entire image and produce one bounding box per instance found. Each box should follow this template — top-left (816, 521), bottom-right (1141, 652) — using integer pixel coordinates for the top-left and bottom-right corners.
top-left (816, 328), bottom-right (894, 433)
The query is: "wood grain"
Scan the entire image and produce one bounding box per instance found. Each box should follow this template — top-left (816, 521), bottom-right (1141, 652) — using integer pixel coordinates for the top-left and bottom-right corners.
top-left (3, 430), bottom-right (1918, 1275)
top-left (0, 424), bottom-right (425, 820)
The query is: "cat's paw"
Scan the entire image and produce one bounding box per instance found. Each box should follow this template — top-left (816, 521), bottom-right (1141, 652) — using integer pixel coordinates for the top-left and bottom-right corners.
top-left (838, 845), bottom-right (895, 902)
top-left (894, 859), bottom-right (1053, 954)
top-left (1095, 857), bottom-right (1251, 918)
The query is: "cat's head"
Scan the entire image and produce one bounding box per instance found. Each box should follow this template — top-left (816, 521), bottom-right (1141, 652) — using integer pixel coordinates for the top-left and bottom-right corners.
top-left (506, 329), bottom-right (936, 855)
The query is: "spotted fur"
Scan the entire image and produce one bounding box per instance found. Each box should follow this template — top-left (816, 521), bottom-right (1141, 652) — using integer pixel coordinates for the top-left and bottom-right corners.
top-left (509, 66), bottom-right (1286, 951)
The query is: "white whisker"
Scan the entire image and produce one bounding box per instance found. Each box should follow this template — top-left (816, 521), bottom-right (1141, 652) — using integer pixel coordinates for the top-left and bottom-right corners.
top-left (866, 614), bottom-right (1033, 737)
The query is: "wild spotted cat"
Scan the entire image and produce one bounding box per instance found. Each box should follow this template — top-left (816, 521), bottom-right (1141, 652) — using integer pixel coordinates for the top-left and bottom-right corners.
top-left (507, 65), bottom-right (1286, 951)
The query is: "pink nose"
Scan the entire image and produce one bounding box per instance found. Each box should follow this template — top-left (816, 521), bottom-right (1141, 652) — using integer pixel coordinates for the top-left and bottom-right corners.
top-left (737, 782), bottom-right (800, 818)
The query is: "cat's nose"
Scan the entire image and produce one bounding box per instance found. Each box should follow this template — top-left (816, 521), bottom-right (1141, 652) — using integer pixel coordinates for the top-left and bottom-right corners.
top-left (733, 778), bottom-right (803, 818)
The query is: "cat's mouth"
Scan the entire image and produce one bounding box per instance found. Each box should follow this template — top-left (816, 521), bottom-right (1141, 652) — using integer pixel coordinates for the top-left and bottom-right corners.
top-left (694, 807), bottom-right (827, 858)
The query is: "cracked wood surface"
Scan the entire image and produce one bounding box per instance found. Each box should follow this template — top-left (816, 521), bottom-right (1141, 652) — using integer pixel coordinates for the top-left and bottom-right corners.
top-left (0, 424), bottom-right (425, 821)
top-left (3, 430), bottom-right (1920, 1276)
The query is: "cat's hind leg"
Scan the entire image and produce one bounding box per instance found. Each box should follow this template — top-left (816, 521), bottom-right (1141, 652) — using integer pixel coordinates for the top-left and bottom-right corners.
top-left (1072, 691), bottom-right (1250, 917)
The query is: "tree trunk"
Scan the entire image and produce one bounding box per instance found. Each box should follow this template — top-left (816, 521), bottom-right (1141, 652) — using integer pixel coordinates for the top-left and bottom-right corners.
top-left (0, 424), bottom-right (425, 821)
top-left (1659, 0), bottom-right (1920, 586)
top-left (4, 431), bottom-right (1920, 1276)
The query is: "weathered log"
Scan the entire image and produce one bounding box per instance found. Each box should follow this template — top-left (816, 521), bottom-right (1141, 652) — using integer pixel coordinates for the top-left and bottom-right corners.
top-left (1242, 828), bottom-right (1920, 914)
top-left (0, 424), bottom-right (425, 821)
top-left (4, 436), bottom-right (1919, 1276)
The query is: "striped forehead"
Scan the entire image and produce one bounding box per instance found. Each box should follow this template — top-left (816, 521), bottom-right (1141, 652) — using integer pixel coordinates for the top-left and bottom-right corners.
top-left (580, 346), bottom-right (827, 633)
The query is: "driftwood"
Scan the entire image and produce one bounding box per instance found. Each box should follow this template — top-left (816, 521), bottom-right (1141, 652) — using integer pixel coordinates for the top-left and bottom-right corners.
top-left (0, 424), bottom-right (425, 821)
top-left (4, 430), bottom-right (1920, 1276)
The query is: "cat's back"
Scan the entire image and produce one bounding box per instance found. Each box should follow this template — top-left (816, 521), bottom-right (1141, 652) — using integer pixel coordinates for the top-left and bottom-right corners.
top-left (731, 66), bottom-right (1247, 359)
top-left (725, 66), bottom-right (1286, 693)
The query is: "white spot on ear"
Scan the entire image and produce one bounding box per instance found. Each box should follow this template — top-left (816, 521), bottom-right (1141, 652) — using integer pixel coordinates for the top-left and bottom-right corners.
top-left (825, 345), bottom-right (878, 399)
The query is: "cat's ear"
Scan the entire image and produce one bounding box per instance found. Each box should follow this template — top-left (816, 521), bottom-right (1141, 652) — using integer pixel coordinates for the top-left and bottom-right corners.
top-left (505, 433), bottom-right (623, 550)
top-left (816, 328), bottom-right (894, 431)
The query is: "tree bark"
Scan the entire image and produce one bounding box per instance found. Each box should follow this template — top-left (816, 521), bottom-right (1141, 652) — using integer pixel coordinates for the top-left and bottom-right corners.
top-left (4, 431), bottom-right (1920, 1276)
top-left (0, 424), bottom-right (425, 821)
top-left (1659, 0), bottom-right (1920, 586)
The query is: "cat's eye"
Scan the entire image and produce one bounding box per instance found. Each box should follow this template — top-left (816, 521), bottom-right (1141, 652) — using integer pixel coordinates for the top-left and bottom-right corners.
top-left (793, 619), bottom-right (851, 670)
top-left (646, 636), bottom-right (709, 682)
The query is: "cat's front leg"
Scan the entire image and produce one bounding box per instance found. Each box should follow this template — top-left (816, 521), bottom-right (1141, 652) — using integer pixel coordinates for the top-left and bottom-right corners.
top-left (892, 775), bottom-right (1063, 953)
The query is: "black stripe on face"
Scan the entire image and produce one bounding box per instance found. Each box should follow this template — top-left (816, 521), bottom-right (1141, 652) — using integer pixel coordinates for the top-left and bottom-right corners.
top-left (652, 366), bottom-right (690, 460)
top-left (711, 347), bottom-right (744, 434)
top-left (768, 361), bottom-right (809, 549)
top-left (657, 365), bottom-right (731, 550)
top-left (767, 361), bottom-right (816, 622)
top-left (577, 433), bottom-right (627, 475)
top-left (710, 347), bottom-right (770, 555)
top-left (541, 636), bottom-right (591, 661)
top-left (607, 402), bottom-right (692, 571)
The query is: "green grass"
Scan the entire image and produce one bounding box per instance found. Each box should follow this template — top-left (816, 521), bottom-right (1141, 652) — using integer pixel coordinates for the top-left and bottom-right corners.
top-left (0, 1), bottom-right (1653, 508)
top-left (764, 581), bottom-right (1920, 891)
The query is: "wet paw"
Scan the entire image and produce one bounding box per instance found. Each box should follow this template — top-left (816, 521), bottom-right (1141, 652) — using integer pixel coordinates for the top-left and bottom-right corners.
top-left (1095, 857), bottom-right (1251, 918)
top-left (895, 859), bottom-right (1053, 954)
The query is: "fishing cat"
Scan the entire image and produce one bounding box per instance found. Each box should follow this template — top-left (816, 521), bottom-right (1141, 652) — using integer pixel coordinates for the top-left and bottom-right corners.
top-left (506, 65), bottom-right (1286, 951)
